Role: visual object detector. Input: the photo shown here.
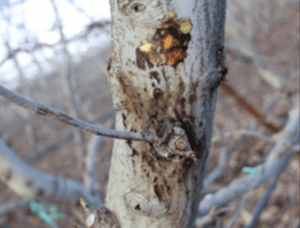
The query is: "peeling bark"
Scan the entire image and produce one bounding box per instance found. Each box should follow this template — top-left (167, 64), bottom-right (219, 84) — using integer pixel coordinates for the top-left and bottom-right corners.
top-left (105, 0), bottom-right (227, 227)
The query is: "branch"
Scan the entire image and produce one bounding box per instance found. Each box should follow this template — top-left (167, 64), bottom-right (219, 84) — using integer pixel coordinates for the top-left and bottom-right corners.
top-left (0, 108), bottom-right (115, 166)
top-left (203, 148), bottom-right (230, 188)
top-left (195, 207), bottom-right (229, 228)
top-left (225, 18), bottom-right (289, 89)
top-left (212, 128), bottom-right (271, 144)
top-left (83, 134), bottom-right (104, 193)
top-left (198, 104), bottom-right (299, 217)
top-left (26, 132), bottom-right (73, 163)
top-left (0, 84), bottom-right (157, 142)
top-left (0, 20), bottom-right (111, 68)
top-left (0, 137), bottom-right (103, 210)
top-left (220, 81), bottom-right (280, 133)
top-left (245, 154), bottom-right (291, 228)
top-left (51, 0), bottom-right (87, 174)
top-left (225, 170), bottom-right (264, 228)
top-left (0, 199), bottom-right (28, 218)
top-left (0, 109), bottom-right (116, 218)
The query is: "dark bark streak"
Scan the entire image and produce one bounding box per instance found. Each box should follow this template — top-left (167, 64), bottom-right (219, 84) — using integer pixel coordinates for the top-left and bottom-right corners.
top-left (154, 184), bottom-right (163, 201)
top-left (150, 71), bottom-right (161, 84)
top-left (174, 109), bottom-right (198, 154)
top-left (5, 169), bottom-right (12, 181)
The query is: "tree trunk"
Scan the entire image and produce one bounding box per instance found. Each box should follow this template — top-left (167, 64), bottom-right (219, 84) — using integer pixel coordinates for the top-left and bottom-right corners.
top-left (105, 0), bottom-right (227, 227)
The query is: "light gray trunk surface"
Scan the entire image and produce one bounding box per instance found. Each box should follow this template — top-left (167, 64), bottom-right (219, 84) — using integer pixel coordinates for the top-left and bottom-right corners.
top-left (105, 0), bottom-right (226, 227)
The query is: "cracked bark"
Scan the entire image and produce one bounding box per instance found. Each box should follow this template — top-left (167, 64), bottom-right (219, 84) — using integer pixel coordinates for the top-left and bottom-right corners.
top-left (104, 0), bottom-right (227, 227)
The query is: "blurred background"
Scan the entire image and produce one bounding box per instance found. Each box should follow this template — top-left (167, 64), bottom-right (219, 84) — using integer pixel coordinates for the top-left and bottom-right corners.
top-left (0, 0), bottom-right (299, 227)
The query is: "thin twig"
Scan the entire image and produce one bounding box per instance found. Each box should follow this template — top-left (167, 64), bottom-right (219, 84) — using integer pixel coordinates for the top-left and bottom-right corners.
top-left (195, 207), bottom-right (229, 227)
top-left (198, 105), bottom-right (299, 218)
top-left (220, 82), bottom-right (280, 133)
top-left (0, 199), bottom-right (28, 217)
top-left (0, 85), bottom-right (157, 142)
top-left (224, 129), bottom-right (271, 141)
top-left (51, 0), bottom-right (87, 172)
top-left (26, 133), bottom-right (73, 163)
top-left (0, 20), bottom-right (111, 68)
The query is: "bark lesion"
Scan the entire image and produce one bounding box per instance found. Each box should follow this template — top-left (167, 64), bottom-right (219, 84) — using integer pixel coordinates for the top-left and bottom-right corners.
top-left (115, 71), bottom-right (145, 118)
top-left (149, 71), bottom-right (161, 84)
top-left (135, 17), bottom-right (192, 70)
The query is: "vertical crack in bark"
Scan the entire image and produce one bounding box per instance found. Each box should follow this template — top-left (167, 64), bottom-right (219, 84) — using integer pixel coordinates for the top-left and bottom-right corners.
top-left (174, 108), bottom-right (198, 154)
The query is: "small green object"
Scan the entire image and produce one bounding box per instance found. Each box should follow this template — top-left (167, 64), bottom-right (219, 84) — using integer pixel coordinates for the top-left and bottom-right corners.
top-left (180, 21), bottom-right (192, 33)
top-left (230, 40), bottom-right (239, 49)
top-left (250, 121), bottom-right (257, 130)
top-left (242, 167), bottom-right (263, 178)
top-left (25, 197), bottom-right (64, 228)
top-left (168, 11), bottom-right (176, 18)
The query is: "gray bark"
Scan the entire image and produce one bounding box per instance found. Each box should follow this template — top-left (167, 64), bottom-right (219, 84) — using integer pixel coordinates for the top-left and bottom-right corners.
top-left (105, 0), bottom-right (227, 227)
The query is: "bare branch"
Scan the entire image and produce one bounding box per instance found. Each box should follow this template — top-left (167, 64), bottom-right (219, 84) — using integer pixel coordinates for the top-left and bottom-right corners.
top-left (0, 20), bottom-right (111, 68)
top-left (26, 133), bottom-right (73, 163)
top-left (224, 129), bottom-right (271, 142)
top-left (212, 127), bottom-right (271, 145)
top-left (220, 81), bottom-right (280, 133)
top-left (2, 109), bottom-right (115, 165)
top-left (0, 199), bottom-right (28, 218)
top-left (0, 137), bottom-right (103, 209)
top-left (198, 104), bottom-right (299, 217)
top-left (291, 143), bottom-right (299, 154)
top-left (91, 109), bottom-right (116, 124)
top-left (0, 109), bottom-right (116, 218)
top-left (0, 84), bottom-right (157, 142)
top-left (3, 39), bottom-right (38, 149)
top-left (195, 207), bottom-right (229, 228)
top-left (50, 0), bottom-right (87, 175)
top-left (245, 154), bottom-right (291, 228)
top-left (225, 173), bottom-right (262, 228)
top-left (84, 135), bottom-right (104, 192)
top-left (225, 18), bottom-right (289, 90)
top-left (203, 148), bottom-right (230, 188)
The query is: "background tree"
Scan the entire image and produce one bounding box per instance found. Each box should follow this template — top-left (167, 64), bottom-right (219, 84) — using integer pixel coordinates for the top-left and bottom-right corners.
top-left (0, 0), bottom-right (299, 227)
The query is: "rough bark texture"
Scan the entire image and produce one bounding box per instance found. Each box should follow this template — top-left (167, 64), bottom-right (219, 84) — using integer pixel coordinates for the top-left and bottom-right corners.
top-left (105, 0), bottom-right (226, 227)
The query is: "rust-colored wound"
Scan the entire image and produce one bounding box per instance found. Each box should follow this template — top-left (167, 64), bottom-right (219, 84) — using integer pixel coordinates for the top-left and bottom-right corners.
top-left (162, 34), bottom-right (180, 50)
top-left (136, 12), bottom-right (192, 69)
top-left (161, 34), bottom-right (184, 66)
top-left (166, 49), bottom-right (185, 66)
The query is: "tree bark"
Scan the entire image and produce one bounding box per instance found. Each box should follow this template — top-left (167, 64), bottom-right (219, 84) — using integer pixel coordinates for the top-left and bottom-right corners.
top-left (105, 0), bottom-right (227, 227)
